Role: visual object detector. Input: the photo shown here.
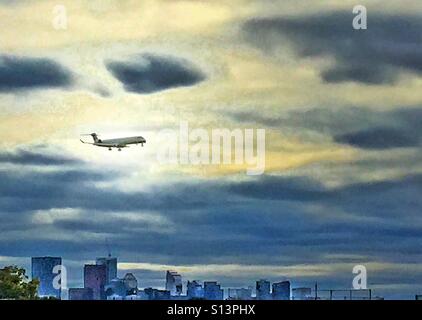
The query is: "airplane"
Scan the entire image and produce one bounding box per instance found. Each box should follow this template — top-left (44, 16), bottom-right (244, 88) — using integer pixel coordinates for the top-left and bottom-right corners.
top-left (80, 133), bottom-right (146, 151)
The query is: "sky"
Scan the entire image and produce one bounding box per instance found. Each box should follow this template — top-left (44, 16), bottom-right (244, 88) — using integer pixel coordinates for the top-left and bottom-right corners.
top-left (0, 0), bottom-right (421, 299)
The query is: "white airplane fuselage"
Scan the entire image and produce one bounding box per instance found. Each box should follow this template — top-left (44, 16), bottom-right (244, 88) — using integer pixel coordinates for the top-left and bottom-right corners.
top-left (95, 136), bottom-right (146, 148)
top-left (81, 133), bottom-right (146, 150)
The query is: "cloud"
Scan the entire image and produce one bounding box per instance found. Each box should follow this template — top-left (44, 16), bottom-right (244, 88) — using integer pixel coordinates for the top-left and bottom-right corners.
top-left (225, 175), bottom-right (329, 202)
top-left (1, 150), bottom-right (421, 248)
top-left (0, 55), bottom-right (73, 92)
top-left (321, 64), bottom-right (396, 85)
top-left (0, 148), bottom-right (82, 166)
top-left (227, 106), bottom-right (422, 149)
top-left (106, 53), bottom-right (206, 94)
top-left (1, 146), bottom-right (422, 297)
top-left (334, 127), bottom-right (420, 149)
top-left (243, 12), bottom-right (422, 84)
top-left (0, 0), bottom-right (25, 5)
top-left (225, 173), bottom-right (422, 219)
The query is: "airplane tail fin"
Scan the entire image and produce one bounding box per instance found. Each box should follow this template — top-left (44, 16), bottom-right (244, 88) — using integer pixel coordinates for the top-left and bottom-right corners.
top-left (91, 133), bottom-right (100, 143)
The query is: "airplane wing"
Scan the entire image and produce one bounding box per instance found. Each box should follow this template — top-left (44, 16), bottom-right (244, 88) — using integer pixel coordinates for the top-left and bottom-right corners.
top-left (80, 139), bottom-right (94, 145)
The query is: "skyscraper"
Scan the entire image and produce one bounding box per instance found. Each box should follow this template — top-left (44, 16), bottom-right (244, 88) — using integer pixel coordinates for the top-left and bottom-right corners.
top-left (144, 288), bottom-right (171, 300)
top-left (204, 281), bottom-right (224, 300)
top-left (292, 287), bottom-right (312, 300)
top-left (84, 264), bottom-right (107, 300)
top-left (105, 278), bottom-right (127, 299)
top-left (96, 257), bottom-right (117, 285)
top-left (165, 270), bottom-right (182, 296)
top-left (104, 273), bottom-right (138, 299)
top-left (68, 288), bottom-right (94, 301)
top-left (272, 281), bottom-right (291, 300)
top-left (31, 256), bottom-right (62, 299)
top-left (187, 280), bottom-right (204, 299)
top-left (256, 279), bottom-right (271, 300)
top-left (123, 273), bottom-right (138, 295)
top-left (228, 288), bottom-right (252, 300)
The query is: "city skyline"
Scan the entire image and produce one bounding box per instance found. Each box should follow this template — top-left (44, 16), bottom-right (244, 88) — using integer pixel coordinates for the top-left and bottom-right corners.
top-left (0, 0), bottom-right (421, 301)
top-left (26, 255), bottom-right (379, 300)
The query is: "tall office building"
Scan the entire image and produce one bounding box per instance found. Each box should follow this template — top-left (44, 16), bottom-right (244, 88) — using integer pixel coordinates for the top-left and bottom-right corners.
top-left (84, 264), bottom-right (107, 300)
top-left (104, 273), bottom-right (138, 299)
top-left (256, 279), bottom-right (271, 300)
top-left (96, 257), bottom-right (117, 285)
top-left (123, 273), bottom-right (138, 295)
top-left (204, 281), bottom-right (224, 300)
top-left (144, 288), bottom-right (171, 300)
top-left (187, 280), bottom-right (204, 299)
top-left (68, 288), bottom-right (93, 300)
top-left (228, 288), bottom-right (252, 300)
top-left (165, 270), bottom-right (182, 296)
top-left (31, 256), bottom-right (62, 299)
top-left (292, 287), bottom-right (312, 300)
top-left (272, 281), bottom-right (291, 300)
top-left (105, 278), bottom-right (127, 298)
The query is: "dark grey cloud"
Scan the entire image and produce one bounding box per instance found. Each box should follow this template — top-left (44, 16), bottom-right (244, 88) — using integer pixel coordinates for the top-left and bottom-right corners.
top-left (106, 53), bottom-right (206, 94)
top-left (226, 173), bottom-right (422, 219)
top-left (228, 106), bottom-right (422, 150)
top-left (321, 64), bottom-right (396, 85)
top-left (0, 55), bottom-right (73, 92)
top-left (0, 148), bottom-right (82, 166)
top-left (1, 158), bottom-right (421, 256)
top-left (0, 166), bottom-right (223, 214)
top-left (1, 145), bottom-right (421, 298)
top-left (243, 12), bottom-right (422, 84)
top-left (335, 127), bottom-right (420, 149)
top-left (225, 175), bottom-right (328, 202)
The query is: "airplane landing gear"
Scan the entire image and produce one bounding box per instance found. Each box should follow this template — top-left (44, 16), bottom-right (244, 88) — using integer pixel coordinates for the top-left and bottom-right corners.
top-left (108, 147), bottom-right (112, 151)
top-left (118, 148), bottom-right (122, 151)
